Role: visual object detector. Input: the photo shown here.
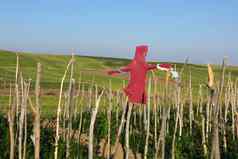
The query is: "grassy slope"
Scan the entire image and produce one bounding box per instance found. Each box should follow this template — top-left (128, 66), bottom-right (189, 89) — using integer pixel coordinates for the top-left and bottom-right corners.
top-left (0, 50), bottom-right (238, 116)
top-left (0, 50), bottom-right (237, 88)
top-left (0, 50), bottom-right (131, 89)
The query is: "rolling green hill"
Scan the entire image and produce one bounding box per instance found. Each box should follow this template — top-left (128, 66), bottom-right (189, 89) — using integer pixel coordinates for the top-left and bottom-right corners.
top-left (0, 50), bottom-right (131, 89)
top-left (0, 49), bottom-right (237, 90)
top-left (0, 49), bottom-right (237, 116)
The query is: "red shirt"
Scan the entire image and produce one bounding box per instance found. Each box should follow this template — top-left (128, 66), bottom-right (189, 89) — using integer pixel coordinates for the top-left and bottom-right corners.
top-left (108, 45), bottom-right (171, 104)
top-left (109, 45), bottom-right (156, 104)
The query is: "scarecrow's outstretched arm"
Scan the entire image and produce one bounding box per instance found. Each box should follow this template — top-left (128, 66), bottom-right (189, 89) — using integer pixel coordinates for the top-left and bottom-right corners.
top-left (120, 66), bottom-right (131, 72)
top-left (147, 64), bottom-right (157, 70)
top-left (107, 65), bottom-right (131, 76)
top-left (147, 63), bottom-right (173, 71)
top-left (157, 63), bottom-right (180, 81)
top-left (148, 63), bottom-right (179, 80)
top-left (156, 63), bottom-right (172, 71)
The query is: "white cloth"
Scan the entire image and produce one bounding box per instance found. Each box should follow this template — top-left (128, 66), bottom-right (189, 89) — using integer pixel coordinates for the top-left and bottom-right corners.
top-left (156, 63), bottom-right (179, 80)
top-left (170, 70), bottom-right (179, 80)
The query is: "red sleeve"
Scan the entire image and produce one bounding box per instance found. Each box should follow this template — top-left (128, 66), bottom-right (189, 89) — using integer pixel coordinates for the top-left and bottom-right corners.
top-left (159, 63), bottom-right (172, 69)
top-left (157, 63), bottom-right (172, 71)
top-left (107, 64), bottom-right (131, 76)
top-left (118, 62), bottom-right (132, 72)
top-left (147, 64), bottom-right (157, 71)
top-left (119, 65), bottom-right (131, 72)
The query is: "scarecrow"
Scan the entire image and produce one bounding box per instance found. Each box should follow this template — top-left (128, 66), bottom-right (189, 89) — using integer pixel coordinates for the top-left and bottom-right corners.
top-left (108, 45), bottom-right (178, 105)
top-left (107, 45), bottom-right (178, 157)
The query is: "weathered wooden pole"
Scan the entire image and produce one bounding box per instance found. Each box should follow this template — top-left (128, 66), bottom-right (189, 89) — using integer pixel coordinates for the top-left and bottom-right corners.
top-left (88, 86), bottom-right (104, 159)
top-left (125, 103), bottom-right (133, 159)
top-left (8, 83), bottom-right (15, 159)
top-left (209, 58), bottom-right (226, 159)
top-left (144, 77), bottom-right (151, 159)
top-left (33, 63), bottom-right (42, 159)
top-left (112, 97), bottom-right (128, 158)
top-left (107, 80), bottom-right (112, 159)
top-left (54, 58), bottom-right (74, 159)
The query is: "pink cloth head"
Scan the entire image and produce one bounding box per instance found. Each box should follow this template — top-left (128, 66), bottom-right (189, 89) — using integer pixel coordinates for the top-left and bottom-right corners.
top-left (133, 45), bottom-right (148, 63)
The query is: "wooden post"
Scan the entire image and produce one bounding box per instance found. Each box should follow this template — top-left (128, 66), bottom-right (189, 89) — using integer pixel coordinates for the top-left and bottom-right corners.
top-left (112, 97), bottom-right (128, 158)
top-left (34, 63), bottom-right (42, 159)
top-left (18, 74), bottom-right (30, 159)
top-left (189, 69), bottom-right (193, 135)
top-left (156, 71), bottom-right (170, 159)
top-left (125, 103), bottom-right (133, 159)
top-left (54, 58), bottom-right (74, 159)
top-left (18, 74), bottom-right (24, 159)
top-left (201, 114), bottom-right (208, 157)
top-left (88, 86), bottom-right (104, 159)
top-left (144, 77), bottom-right (151, 159)
top-left (171, 82), bottom-right (181, 159)
top-left (66, 55), bottom-right (75, 159)
top-left (107, 80), bottom-right (112, 159)
top-left (209, 59), bottom-right (226, 159)
top-left (8, 84), bottom-right (15, 159)
top-left (152, 71), bottom-right (158, 151)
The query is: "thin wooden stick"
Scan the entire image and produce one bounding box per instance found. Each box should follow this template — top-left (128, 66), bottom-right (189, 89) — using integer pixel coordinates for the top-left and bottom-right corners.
top-left (107, 80), bottom-right (112, 159)
top-left (112, 97), bottom-right (128, 158)
top-left (8, 83), bottom-right (15, 159)
top-left (34, 63), bottom-right (42, 159)
top-left (66, 56), bottom-right (75, 159)
top-left (189, 68), bottom-right (193, 135)
top-left (201, 114), bottom-right (208, 157)
top-left (125, 103), bottom-right (133, 159)
top-left (54, 58), bottom-right (74, 159)
top-left (210, 58), bottom-right (227, 159)
top-left (18, 73), bottom-right (24, 159)
top-left (144, 77), bottom-right (151, 159)
top-left (171, 82), bottom-right (181, 159)
top-left (88, 86), bottom-right (104, 159)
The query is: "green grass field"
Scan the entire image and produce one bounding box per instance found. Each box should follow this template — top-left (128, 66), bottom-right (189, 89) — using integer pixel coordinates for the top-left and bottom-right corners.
top-left (0, 49), bottom-right (237, 116)
top-left (0, 50), bottom-right (238, 159)
top-left (1, 49), bottom-right (237, 88)
top-left (0, 49), bottom-right (130, 90)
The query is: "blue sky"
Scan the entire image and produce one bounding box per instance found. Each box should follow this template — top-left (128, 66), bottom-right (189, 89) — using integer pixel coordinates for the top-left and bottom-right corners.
top-left (0, 0), bottom-right (238, 64)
